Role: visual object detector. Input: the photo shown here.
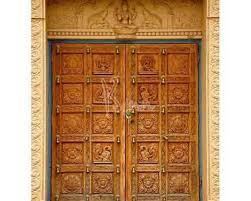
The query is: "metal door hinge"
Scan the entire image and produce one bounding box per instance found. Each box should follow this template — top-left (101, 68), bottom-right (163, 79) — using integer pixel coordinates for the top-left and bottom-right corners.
top-left (56, 45), bottom-right (60, 54)
top-left (56, 164), bottom-right (60, 174)
top-left (56, 75), bottom-right (60, 84)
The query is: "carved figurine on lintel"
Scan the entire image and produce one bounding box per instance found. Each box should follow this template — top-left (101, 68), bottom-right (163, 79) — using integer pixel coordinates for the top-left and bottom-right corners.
top-left (113, 0), bottom-right (138, 38)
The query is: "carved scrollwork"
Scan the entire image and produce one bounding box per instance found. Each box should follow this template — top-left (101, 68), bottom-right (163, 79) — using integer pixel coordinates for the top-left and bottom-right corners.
top-left (62, 173), bottom-right (82, 194)
top-left (93, 113), bottom-right (113, 134)
top-left (92, 173), bottom-right (113, 194)
top-left (138, 173), bottom-right (159, 194)
top-left (93, 143), bottom-right (113, 163)
top-left (138, 113), bottom-right (159, 134)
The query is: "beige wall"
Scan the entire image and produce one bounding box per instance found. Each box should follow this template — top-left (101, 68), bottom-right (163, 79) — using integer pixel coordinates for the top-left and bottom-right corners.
top-left (31, 0), bottom-right (219, 200)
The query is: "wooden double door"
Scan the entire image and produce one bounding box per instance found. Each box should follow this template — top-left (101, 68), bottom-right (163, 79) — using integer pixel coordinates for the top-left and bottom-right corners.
top-left (51, 43), bottom-right (199, 201)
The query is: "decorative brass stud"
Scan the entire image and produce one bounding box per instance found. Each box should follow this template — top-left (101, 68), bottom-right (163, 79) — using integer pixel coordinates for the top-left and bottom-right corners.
top-left (56, 105), bottom-right (60, 114)
top-left (116, 47), bottom-right (120, 54)
top-left (86, 195), bottom-right (89, 201)
top-left (86, 76), bottom-right (91, 84)
top-left (56, 75), bottom-right (60, 84)
top-left (116, 196), bottom-right (120, 201)
top-left (132, 166), bottom-right (136, 173)
top-left (117, 136), bottom-right (121, 144)
top-left (161, 105), bottom-right (166, 114)
top-left (56, 164), bottom-right (60, 174)
top-left (116, 165), bottom-right (120, 174)
top-left (85, 136), bottom-right (89, 141)
top-left (162, 48), bottom-right (166, 55)
top-left (56, 45), bottom-right (60, 54)
top-left (131, 76), bottom-right (136, 84)
top-left (132, 137), bottom-right (136, 144)
top-left (56, 135), bottom-right (60, 144)
top-left (161, 75), bottom-right (165, 84)
top-left (162, 166), bottom-right (166, 173)
top-left (131, 48), bottom-right (136, 54)
top-left (55, 195), bottom-right (59, 201)
top-left (86, 48), bottom-right (91, 54)
top-left (86, 106), bottom-right (91, 113)
top-left (86, 166), bottom-right (90, 173)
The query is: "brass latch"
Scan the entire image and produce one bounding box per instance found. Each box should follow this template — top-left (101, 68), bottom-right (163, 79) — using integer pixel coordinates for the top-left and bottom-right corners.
top-left (126, 107), bottom-right (135, 119)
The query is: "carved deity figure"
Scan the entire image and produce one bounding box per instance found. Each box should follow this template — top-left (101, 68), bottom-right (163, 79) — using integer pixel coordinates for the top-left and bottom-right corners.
top-left (114, 0), bottom-right (137, 28)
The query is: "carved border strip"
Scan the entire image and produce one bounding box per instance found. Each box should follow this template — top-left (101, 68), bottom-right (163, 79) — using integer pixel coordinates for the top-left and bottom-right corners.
top-left (31, 0), bottom-right (220, 201)
top-left (47, 29), bottom-right (203, 39)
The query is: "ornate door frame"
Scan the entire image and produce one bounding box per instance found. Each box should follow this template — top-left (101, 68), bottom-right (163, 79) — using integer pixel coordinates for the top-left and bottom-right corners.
top-left (31, 0), bottom-right (219, 200)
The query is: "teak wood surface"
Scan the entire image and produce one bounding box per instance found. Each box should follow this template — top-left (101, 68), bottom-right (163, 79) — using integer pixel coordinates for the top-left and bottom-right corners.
top-left (51, 43), bottom-right (199, 201)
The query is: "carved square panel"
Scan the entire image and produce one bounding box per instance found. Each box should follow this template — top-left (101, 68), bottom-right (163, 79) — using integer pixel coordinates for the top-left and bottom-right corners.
top-left (137, 142), bottom-right (159, 164)
top-left (92, 83), bottom-right (114, 105)
top-left (138, 172), bottom-right (159, 194)
top-left (137, 54), bottom-right (159, 75)
top-left (61, 173), bottom-right (83, 194)
top-left (138, 113), bottom-right (159, 134)
top-left (168, 173), bottom-right (190, 194)
top-left (62, 113), bottom-right (84, 134)
top-left (62, 143), bottom-right (84, 164)
top-left (92, 173), bottom-right (113, 194)
top-left (92, 142), bottom-right (113, 164)
top-left (92, 113), bottom-right (114, 134)
top-left (63, 84), bottom-right (83, 105)
top-left (167, 113), bottom-right (189, 134)
top-left (92, 54), bottom-right (114, 75)
top-left (167, 83), bottom-right (189, 104)
top-left (168, 142), bottom-right (189, 164)
top-left (62, 54), bottom-right (84, 75)
top-left (168, 54), bottom-right (189, 75)
top-left (138, 84), bottom-right (159, 105)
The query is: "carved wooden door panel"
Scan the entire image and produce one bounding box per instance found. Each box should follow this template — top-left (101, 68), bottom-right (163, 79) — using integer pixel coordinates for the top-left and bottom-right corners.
top-left (125, 44), bottom-right (199, 201)
top-left (52, 43), bottom-right (199, 201)
top-left (52, 44), bottom-right (126, 201)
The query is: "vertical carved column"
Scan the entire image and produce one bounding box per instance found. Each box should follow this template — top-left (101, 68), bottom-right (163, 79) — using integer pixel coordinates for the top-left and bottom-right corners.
top-left (204, 0), bottom-right (219, 201)
top-left (31, 0), bottom-right (46, 200)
